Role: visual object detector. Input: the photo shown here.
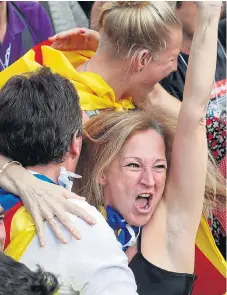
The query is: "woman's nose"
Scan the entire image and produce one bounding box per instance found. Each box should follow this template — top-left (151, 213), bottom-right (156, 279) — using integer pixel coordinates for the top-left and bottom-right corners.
top-left (140, 167), bottom-right (155, 187)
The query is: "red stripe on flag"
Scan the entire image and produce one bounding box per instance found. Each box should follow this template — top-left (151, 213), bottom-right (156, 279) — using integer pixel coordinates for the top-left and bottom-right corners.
top-left (33, 40), bottom-right (52, 65)
top-left (192, 246), bottom-right (226, 295)
top-left (3, 201), bottom-right (23, 250)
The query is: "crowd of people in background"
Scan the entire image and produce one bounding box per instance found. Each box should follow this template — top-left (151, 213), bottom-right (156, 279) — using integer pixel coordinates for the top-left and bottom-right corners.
top-left (0, 1), bottom-right (226, 295)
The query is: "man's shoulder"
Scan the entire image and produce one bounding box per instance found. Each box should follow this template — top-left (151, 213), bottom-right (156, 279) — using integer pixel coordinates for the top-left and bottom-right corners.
top-left (0, 189), bottom-right (21, 211)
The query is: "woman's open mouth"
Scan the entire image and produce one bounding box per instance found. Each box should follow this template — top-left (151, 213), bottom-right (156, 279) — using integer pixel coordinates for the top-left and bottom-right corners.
top-left (134, 193), bottom-right (153, 213)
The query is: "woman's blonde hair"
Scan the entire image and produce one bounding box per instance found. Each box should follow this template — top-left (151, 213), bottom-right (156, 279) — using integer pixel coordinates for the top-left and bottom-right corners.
top-left (75, 110), bottom-right (226, 213)
top-left (98, 1), bottom-right (181, 59)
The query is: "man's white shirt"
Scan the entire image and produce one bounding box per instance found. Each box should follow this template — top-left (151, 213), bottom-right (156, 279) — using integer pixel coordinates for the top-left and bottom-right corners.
top-left (20, 199), bottom-right (138, 295)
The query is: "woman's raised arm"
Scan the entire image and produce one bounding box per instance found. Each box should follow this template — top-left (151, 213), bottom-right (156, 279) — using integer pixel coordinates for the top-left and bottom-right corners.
top-left (166, 2), bottom-right (222, 239)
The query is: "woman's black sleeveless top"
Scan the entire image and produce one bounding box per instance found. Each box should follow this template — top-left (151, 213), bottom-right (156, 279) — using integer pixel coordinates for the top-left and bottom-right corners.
top-left (129, 234), bottom-right (196, 295)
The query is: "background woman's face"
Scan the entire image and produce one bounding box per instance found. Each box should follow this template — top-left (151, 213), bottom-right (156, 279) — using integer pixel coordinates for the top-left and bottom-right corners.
top-left (129, 27), bottom-right (182, 100)
top-left (101, 129), bottom-right (167, 226)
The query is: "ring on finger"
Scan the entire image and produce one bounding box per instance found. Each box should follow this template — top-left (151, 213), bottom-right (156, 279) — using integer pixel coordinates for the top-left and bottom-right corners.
top-left (47, 216), bottom-right (55, 223)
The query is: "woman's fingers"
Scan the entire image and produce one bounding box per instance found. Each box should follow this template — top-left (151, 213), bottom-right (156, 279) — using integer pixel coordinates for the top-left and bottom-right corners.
top-left (64, 201), bottom-right (96, 225)
top-left (20, 179), bottom-right (96, 243)
top-left (63, 190), bottom-right (86, 200)
top-left (37, 190), bottom-right (91, 240)
top-left (50, 208), bottom-right (82, 240)
top-left (21, 193), bottom-right (46, 247)
top-left (47, 217), bottom-right (69, 244)
top-left (49, 27), bottom-right (100, 52)
top-left (49, 28), bottom-right (85, 42)
top-left (37, 197), bottom-right (68, 244)
top-left (42, 198), bottom-right (84, 240)
top-left (30, 207), bottom-right (45, 247)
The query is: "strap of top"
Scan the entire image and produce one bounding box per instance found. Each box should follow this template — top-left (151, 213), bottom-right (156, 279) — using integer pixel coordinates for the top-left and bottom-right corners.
top-left (137, 229), bottom-right (142, 253)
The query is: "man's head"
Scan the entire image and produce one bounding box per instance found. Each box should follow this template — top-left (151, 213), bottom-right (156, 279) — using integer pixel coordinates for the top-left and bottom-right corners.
top-left (0, 252), bottom-right (59, 295)
top-left (0, 68), bottom-right (82, 175)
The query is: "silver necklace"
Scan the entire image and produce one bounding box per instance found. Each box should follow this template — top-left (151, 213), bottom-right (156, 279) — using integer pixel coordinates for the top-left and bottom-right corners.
top-left (83, 60), bottom-right (89, 71)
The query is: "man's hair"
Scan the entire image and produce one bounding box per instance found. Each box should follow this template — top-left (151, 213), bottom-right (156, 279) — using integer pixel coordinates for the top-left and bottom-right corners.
top-left (0, 67), bottom-right (82, 166)
top-left (0, 252), bottom-right (59, 295)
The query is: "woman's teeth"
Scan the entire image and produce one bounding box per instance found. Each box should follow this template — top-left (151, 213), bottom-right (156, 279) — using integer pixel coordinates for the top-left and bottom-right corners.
top-left (138, 193), bottom-right (151, 198)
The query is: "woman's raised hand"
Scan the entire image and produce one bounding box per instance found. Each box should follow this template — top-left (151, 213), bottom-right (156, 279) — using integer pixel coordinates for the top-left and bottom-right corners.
top-left (194, 1), bottom-right (222, 17)
top-left (49, 28), bottom-right (100, 52)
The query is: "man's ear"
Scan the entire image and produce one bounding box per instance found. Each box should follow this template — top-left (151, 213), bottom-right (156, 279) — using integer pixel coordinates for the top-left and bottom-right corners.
top-left (70, 131), bottom-right (82, 159)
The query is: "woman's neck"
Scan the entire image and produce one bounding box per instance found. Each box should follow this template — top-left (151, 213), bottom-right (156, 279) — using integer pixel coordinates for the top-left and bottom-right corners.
top-left (0, 2), bottom-right (7, 43)
top-left (79, 53), bottom-right (131, 102)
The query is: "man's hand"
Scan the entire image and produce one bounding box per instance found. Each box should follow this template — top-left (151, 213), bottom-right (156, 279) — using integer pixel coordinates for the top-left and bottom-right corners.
top-left (49, 28), bottom-right (100, 52)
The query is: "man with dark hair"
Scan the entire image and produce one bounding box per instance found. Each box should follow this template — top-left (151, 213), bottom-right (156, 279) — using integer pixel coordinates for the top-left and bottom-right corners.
top-left (0, 252), bottom-right (59, 295)
top-left (0, 68), bottom-right (82, 166)
top-left (0, 68), bottom-right (138, 295)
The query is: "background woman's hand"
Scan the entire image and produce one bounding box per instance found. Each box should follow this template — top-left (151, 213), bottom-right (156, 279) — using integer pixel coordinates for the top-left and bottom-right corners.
top-left (49, 28), bottom-right (100, 52)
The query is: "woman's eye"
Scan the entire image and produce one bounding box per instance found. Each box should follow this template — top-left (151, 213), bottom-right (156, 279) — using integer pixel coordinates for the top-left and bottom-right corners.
top-left (127, 163), bottom-right (140, 168)
top-left (154, 165), bottom-right (166, 169)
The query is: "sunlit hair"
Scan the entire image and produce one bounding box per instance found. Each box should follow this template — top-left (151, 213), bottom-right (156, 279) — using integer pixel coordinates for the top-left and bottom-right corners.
top-left (98, 1), bottom-right (181, 61)
top-left (75, 111), bottom-right (226, 213)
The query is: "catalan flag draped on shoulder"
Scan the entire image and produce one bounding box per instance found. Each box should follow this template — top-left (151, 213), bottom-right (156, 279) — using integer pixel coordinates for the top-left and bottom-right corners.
top-left (0, 42), bottom-right (226, 295)
top-left (0, 40), bottom-right (134, 112)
